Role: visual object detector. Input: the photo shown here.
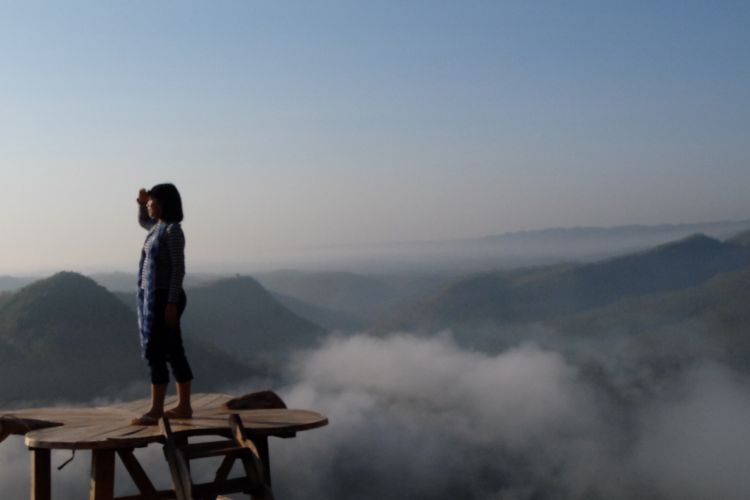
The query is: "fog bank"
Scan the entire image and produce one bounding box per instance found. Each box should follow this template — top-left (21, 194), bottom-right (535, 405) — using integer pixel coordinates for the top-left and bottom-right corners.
top-left (267, 333), bottom-right (750, 500)
top-left (3, 333), bottom-right (749, 499)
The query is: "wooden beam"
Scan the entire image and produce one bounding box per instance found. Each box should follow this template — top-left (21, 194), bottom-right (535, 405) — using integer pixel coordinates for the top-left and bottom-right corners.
top-left (31, 448), bottom-right (51, 500)
top-left (90, 449), bottom-right (116, 500)
top-left (117, 449), bottom-right (159, 500)
top-left (214, 454), bottom-right (236, 484)
top-left (251, 436), bottom-right (271, 487)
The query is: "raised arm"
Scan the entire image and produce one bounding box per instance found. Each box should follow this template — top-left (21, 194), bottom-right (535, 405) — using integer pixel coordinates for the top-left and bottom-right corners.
top-left (137, 188), bottom-right (156, 230)
top-left (165, 224), bottom-right (186, 302)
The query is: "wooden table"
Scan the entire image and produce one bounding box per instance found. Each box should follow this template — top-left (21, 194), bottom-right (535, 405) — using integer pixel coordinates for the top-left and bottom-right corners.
top-left (1, 393), bottom-right (328, 500)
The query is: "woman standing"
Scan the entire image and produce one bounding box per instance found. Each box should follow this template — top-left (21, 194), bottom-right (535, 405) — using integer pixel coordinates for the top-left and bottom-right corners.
top-left (132, 183), bottom-right (194, 425)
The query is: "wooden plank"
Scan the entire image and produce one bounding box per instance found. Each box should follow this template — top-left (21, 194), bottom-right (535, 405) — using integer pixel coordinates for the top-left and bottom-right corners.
top-left (31, 448), bottom-right (51, 500)
top-left (236, 409), bottom-right (329, 435)
top-left (188, 393), bottom-right (218, 411)
top-left (26, 424), bottom-right (99, 449)
top-left (196, 393), bottom-right (231, 410)
top-left (37, 419), bottom-right (157, 447)
top-left (89, 449), bottom-right (116, 500)
top-left (0, 416), bottom-right (62, 441)
top-left (27, 422), bottom-right (135, 450)
top-left (93, 423), bottom-right (158, 442)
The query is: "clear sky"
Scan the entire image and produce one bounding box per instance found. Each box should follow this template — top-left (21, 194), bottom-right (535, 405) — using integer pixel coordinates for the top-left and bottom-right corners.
top-left (1, 1), bottom-right (749, 274)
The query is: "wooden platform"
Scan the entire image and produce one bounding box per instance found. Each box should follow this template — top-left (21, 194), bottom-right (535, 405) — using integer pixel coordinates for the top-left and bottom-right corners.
top-left (0, 393), bottom-right (328, 500)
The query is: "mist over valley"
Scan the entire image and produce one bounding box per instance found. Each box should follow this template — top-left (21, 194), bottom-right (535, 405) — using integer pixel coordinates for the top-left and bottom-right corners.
top-left (2, 225), bottom-right (750, 499)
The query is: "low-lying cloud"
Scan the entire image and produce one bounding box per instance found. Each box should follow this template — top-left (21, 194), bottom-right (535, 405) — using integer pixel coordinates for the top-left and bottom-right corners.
top-left (266, 333), bottom-right (750, 500)
top-left (2, 332), bottom-right (750, 500)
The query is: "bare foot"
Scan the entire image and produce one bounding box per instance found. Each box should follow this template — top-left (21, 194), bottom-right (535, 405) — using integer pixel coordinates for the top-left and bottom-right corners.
top-left (164, 407), bottom-right (193, 419)
top-left (131, 410), bottom-right (163, 426)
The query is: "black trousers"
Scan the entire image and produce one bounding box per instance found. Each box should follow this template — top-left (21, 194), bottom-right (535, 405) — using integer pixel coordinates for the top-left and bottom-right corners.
top-left (145, 289), bottom-right (194, 385)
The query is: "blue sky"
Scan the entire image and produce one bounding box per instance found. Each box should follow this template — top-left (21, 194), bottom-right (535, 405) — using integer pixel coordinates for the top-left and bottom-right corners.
top-left (1, 1), bottom-right (749, 273)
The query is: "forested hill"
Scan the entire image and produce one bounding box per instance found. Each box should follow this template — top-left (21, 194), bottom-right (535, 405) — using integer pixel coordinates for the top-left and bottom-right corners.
top-left (554, 264), bottom-right (750, 370)
top-left (181, 276), bottom-right (326, 360)
top-left (0, 272), bottom-right (255, 404)
top-left (375, 233), bottom-right (750, 334)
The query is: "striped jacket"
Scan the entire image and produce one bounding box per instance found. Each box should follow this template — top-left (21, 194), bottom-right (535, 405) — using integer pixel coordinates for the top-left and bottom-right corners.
top-left (138, 204), bottom-right (186, 303)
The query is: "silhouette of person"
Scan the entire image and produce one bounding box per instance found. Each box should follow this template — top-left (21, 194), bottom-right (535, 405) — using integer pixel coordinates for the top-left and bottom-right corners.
top-left (132, 184), bottom-right (193, 425)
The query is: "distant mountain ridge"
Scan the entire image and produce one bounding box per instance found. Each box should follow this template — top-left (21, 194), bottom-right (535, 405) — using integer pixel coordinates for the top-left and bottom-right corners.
top-left (0, 275), bottom-right (34, 293)
top-left (480, 219), bottom-right (750, 242)
top-left (728, 228), bottom-right (750, 247)
top-left (254, 270), bottom-right (400, 322)
top-left (90, 272), bottom-right (222, 293)
top-left (375, 233), bottom-right (750, 334)
top-left (271, 291), bottom-right (366, 332)
top-left (275, 218), bottom-right (750, 272)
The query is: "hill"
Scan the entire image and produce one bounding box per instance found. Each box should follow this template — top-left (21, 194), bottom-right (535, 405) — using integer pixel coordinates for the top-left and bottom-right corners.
top-left (112, 278), bottom-right (328, 363)
top-left (375, 233), bottom-right (750, 334)
top-left (271, 291), bottom-right (366, 332)
top-left (182, 276), bottom-right (326, 362)
top-left (254, 270), bottom-right (401, 322)
top-left (0, 272), bottom-right (254, 404)
top-left (553, 265), bottom-right (750, 369)
top-left (727, 228), bottom-right (750, 247)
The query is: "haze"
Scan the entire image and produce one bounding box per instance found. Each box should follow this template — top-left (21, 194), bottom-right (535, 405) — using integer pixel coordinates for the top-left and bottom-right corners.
top-left (2, 1), bottom-right (749, 275)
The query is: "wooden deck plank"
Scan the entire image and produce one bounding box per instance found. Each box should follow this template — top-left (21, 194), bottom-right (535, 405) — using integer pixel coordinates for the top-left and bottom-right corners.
top-left (26, 422), bottom-right (137, 449)
top-left (187, 393), bottom-right (219, 411)
top-left (196, 393), bottom-right (231, 410)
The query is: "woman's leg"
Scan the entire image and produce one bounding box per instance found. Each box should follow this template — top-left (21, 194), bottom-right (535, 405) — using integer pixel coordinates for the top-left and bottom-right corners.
top-left (133, 292), bottom-right (171, 425)
top-left (148, 383), bottom-right (168, 415)
top-left (131, 383), bottom-right (168, 425)
top-left (166, 380), bottom-right (192, 418)
top-left (166, 290), bottom-right (193, 418)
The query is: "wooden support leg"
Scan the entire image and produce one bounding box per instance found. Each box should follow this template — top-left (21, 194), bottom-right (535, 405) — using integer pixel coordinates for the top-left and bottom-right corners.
top-left (174, 434), bottom-right (190, 473)
top-left (251, 436), bottom-right (271, 487)
top-left (117, 449), bottom-right (158, 500)
top-left (89, 449), bottom-right (116, 500)
top-left (31, 448), bottom-right (51, 500)
top-left (214, 454), bottom-right (236, 483)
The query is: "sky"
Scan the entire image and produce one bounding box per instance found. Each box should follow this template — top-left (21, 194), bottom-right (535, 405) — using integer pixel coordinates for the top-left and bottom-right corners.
top-left (1, 1), bottom-right (749, 274)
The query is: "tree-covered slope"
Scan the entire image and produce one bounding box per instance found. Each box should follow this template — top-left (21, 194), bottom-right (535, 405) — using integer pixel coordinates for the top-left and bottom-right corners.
top-left (375, 234), bottom-right (750, 333)
top-left (0, 272), bottom-right (254, 404)
top-left (182, 276), bottom-right (326, 361)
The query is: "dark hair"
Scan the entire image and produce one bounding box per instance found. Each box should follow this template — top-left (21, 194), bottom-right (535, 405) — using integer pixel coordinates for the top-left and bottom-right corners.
top-left (148, 183), bottom-right (183, 222)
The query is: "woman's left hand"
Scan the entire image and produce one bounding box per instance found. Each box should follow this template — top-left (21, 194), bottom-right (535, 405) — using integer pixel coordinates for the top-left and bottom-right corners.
top-left (165, 303), bottom-right (179, 329)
